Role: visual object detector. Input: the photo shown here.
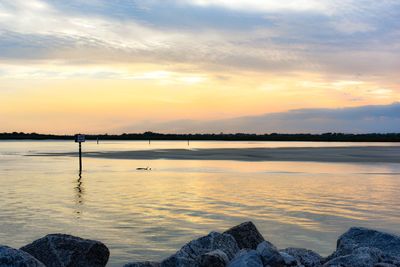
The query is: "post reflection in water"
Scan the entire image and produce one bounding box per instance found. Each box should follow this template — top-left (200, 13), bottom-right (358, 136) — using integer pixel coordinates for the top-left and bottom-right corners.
top-left (75, 170), bottom-right (84, 218)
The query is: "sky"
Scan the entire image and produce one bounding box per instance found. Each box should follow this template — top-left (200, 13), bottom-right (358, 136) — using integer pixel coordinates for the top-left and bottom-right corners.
top-left (0, 0), bottom-right (399, 133)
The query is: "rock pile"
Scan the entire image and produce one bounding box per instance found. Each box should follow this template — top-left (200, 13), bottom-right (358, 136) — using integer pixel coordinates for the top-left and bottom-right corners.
top-left (125, 222), bottom-right (400, 267)
top-left (1, 222), bottom-right (400, 267)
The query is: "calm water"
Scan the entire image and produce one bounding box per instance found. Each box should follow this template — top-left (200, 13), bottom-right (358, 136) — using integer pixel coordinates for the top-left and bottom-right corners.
top-left (1, 141), bottom-right (400, 266)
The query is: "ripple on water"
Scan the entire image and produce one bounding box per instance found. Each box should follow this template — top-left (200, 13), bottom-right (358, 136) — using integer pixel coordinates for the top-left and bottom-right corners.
top-left (0, 142), bottom-right (400, 266)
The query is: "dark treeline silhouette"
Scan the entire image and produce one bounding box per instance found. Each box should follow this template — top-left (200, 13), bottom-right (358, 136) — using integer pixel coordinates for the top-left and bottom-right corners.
top-left (1, 132), bottom-right (400, 142)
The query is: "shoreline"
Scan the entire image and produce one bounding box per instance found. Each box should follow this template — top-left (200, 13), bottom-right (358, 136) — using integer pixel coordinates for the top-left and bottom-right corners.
top-left (3, 132), bottom-right (400, 142)
top-left (30, 146), bottom-right (400, 163)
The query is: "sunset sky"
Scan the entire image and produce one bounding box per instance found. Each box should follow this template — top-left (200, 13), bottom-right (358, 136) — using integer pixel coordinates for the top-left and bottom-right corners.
top-left (1, 0), bottom-right (399, 133)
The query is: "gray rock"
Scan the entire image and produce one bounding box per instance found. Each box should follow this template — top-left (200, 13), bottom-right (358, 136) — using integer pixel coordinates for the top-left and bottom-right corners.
top-left (379, 254), bottom-right (400, 267)
top-left (161, 255), bottom-right (196, 267)
top-left (280, 248), bottom-right (322, 267)
top-left (161, 231), bottom-right (239, 267)
top-left (0, 245), bottom-right (45, 267)
top-left (198, 249), bottom-right (229, 267)
top-left (20, 234), bottom-right (109, 267)
top-left (323, 247), bottom-right (384, 267)
top-left (256, 241), bottom-right (285, 267)
top-left (280, 252), bottom-right (302, 267)
top-left (124, 262), bottom-right (160, 267)
top-left (224, 221), bottom-right (265, 250)
top-left (331, 227), bottom-right (400, 259)
top-left (227, 250), bottom-right (263, 267)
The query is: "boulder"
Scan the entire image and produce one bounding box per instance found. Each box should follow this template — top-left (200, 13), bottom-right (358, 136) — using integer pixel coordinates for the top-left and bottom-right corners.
top-left (279, 252), bottom-right (301, 267)
top-left (227, 250), bottom-right (263, 267)
top-left (280, 248), bottom-right (323, 267)
top-left (323, 247), bottom-right (384, 267)
top-left (256, 240), bottom-right (285, 267)
top-left (331, 227), bottom-right (400, 259)
top-left (224, 221), bottom-right (265, 250)
top-left (124, 262), bottom-right (160, 267)
top-left (161, 255), bottom-right (196, 267)
top-left (20, 234), bottom-right (109, 267)
top-left (0, 245), bottom-right (45, 267)
top-left (161, 231), bottom-right (239, 267)
top-left (198, 249), bottom-right (229, 267)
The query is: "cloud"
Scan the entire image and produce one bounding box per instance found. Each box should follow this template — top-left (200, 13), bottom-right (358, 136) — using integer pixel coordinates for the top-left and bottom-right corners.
top-left (0, 64), bottom-right (207, 85)
top-left (177, 0), bottom-right (329, 13)
top-left (0, 0), bottom-right (399, 81)
top-left (120, 103), bottom-right (400, 133)
top-left (332, 19), bottom-right (375, 34)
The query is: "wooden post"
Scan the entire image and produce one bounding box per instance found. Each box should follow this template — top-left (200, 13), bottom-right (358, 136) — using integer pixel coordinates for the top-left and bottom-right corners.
top-left (75, 134), bottom-right (85, 173)
top-left (79, 142), bottom-right (82, 172)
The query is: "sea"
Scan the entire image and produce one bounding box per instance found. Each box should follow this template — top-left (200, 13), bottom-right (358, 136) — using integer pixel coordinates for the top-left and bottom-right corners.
top-left (0, 140), bottom-right (399, 266)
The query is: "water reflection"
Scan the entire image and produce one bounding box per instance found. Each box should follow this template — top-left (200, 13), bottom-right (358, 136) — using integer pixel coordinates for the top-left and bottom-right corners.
top-left (74, 170), bottom-right (84, 218)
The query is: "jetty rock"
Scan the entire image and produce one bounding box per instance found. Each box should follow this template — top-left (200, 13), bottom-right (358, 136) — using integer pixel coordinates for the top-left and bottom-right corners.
top-left (198, 249), bottom-right (230, 267)
top-left (224, 221), bottom-right (265, 250)
top-left (256, 240), bottom-right (286, 267)
top-left (227, 250), bottom-right (264, 267)
top-left (331, 227), bottom-right (400, 258)
top-left (324, 227), bottom-right (400, 267)
top-left (280, 248), bottom-right (323, 267)
top-left (160, 231), bottom-right (239, 267)
top-left (0, 245), bottom-right (45, 267)
top-left (323, 247), bottom-right (397, 267)
top-left (20, 233), bottom-right (109, 267)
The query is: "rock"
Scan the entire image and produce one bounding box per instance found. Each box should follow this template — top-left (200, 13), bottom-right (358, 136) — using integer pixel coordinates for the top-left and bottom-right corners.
top-left (223, 221), bottom-right (265, 250)
top-left (160, 231), bottom-right (239, 267)
top-left (256, 240), bottom-right (285, 267)
top-left (331, 227), bottom-right (400, 259)
top-left (124, 262), bottom-right (160, 267)
top-left (280, 252), bottom-right (301, 266)
top-left (0, 245), bottom-right (45, 267)
top-left (198, 249), bottom-right (229, 267)
top-left (227, 250), bottom-right (263, 267)
top-left (20, 234), bottom-right (109, 267)
top-left (379, 254), bottom-right (400, 267)
top-left (281, 248), bottom-right (323, 267)
top-left (323, 247), bottom-right (384, 267)
top-left (161, 256), bottom-right (196, 267)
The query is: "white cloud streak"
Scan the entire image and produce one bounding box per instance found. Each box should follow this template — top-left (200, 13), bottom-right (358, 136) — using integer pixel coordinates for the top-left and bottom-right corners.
top-left (0, 64), bottom-right (207, 85)
top-left (179, 0), bottom-right (330, 13)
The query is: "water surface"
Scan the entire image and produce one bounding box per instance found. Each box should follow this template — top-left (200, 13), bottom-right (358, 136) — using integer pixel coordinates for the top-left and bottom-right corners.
top-left (0, 141), bottom-right (399, 266)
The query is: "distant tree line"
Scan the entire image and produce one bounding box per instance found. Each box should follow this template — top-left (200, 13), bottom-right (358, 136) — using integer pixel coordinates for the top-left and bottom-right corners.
top-left (1, 132), bottom-right (400, 142)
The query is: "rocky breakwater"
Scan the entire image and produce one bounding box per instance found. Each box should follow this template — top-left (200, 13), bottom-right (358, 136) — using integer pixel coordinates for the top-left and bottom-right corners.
top-left (1, 221), bottom-right (400, 267)
top-left (125, 221), bottom-right (400, 267)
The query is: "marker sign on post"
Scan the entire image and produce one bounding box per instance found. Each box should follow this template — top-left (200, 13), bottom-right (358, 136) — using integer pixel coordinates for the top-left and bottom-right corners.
top-left (75, 134), bottom-right (85, 173)
top-left (75, 134), bottom-right (85, 143)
